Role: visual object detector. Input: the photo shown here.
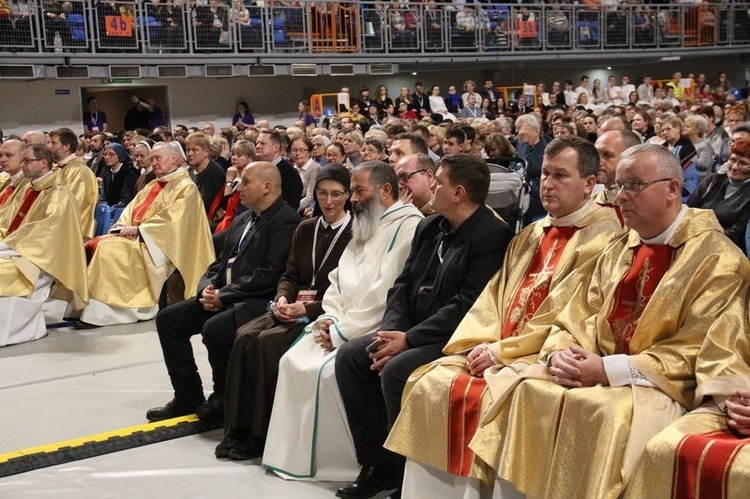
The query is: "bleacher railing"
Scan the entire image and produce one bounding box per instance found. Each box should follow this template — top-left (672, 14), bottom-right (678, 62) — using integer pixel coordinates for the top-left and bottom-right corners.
top-left (1, 1), bottom-right (748, 56)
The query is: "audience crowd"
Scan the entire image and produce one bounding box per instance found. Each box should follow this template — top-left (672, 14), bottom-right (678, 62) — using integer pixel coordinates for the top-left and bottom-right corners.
top-left (1, 68), bottom-right (749, 499)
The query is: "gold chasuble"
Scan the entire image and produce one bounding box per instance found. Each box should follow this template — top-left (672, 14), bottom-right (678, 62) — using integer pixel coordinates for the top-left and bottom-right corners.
top-left (489, 208), bottom-right (750, 499)
top-left (384, 203), bottom-right (621, 481)
top-left (626, 309), bottom-right (750, 499)
top-left (55, 155), bottom-right (98, 239)
top-left (0, 174), bottom-right (30, 229)
top-left (0, 171), bottom-right (88, 307)
top-left (593, 186), bottom-right (624, 227)
top-left (86, 169), bottom-right (215, 309)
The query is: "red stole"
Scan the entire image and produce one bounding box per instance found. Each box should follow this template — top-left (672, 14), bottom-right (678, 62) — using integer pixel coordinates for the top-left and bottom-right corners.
top-left (6, 188), bottom-right (40, 234)
top-left (131, 181), bottom-right (166, 226)
top-left (85, 181), bottom-right (165, 259)
top-left (447, 373), bottom-right (488, 476)
top-left (0, 183), bottom-right (15, 208)
top-left (501, 225), bottom-right (576, 339)
top-left (607, 244), bottom-right (674, 354)
top-left (672, 430), bottom-right (750, 499)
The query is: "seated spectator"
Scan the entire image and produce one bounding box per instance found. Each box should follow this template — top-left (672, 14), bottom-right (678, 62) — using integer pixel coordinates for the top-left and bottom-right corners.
top-left (336, 153), bottom-right (514, 499)
top-left (262, 161), bottom-right (422, 480)
top-left (395, 153), bottom-right (436, 215)
top-left (683, 114), bottom-right (715, 181)
top-left (289, 137), bottom-right (319, 212)
top-left (185, 132), bottom-right (226, 214)
top-left (460, 93), bottom-right (483, 119)
top-left (687, 138), bottom-right (750, 250)
top-left (631, 110), bottom-right (655, 142)
top-left (341, 130), bottom-right (364, 168)
top-left (661, 115), bottom-right (698, 199)
top-left (592, 130), bottom-right (642, 225)
top-left (134, 140), bottom-right (156, 193)
top-left (212, 139), bottom-right (256, 233)
top-left (325, 142), bottom-right (346, 166)
top-left (79, 143), bottom-right (215, 327)
top-left (0, 144), bottom-right (87, 346)
top-left (209, 136), bottom-right (231, 171)
top-left (146, 161), bottom-right (299, 422)
top-left (215, 164), bottom-right (353, 460)
top-left (100, 143), bottom-right (139, 207)
top-left (255, 129), bottom-right (304, 210)
top-left (461, 80), bottom-right (482, 109)
top-left (360, 136), bottom-right (387, 163)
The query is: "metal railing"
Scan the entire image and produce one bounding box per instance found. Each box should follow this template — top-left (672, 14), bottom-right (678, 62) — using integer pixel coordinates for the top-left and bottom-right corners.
top-left (0, 2), bottom-right (748, 56)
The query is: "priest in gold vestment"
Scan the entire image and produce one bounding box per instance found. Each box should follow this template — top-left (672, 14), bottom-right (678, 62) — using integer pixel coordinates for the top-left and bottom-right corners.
top-left (385, 137), bottom-right (621, 497)
top-left (626, 308), bottom-right (750, 498)
top-left (0, 144), bottom-right (87, 346)
top-left (591, 129), bottom-right (641, 227)
top-left (48, 127), bottom-right (98, 239)
top-left (79, 143), bottom-right (215, 326)
top-left (0, 139), bottom-right (30, 224)
top-left (487, 144), bottom-right (750, 499)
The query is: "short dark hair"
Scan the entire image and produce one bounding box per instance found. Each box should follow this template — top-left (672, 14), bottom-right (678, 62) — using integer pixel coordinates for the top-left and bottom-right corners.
top-left (439, 154), bottom-right (490, 204)
top-left (393, 133), bottom-right (428, 155)
top-left (544, 136), bottom-right (600, 178)
top-left (49, 127), bottom-right (78, 153)
top-left (26, 143), bottom-right (54, 169)
top-left (260, 129), bottom-right (288, 151)
top-left (354, 160), bottom-right (399, 201)
top-left (409, 124), bottom-right (430, 141)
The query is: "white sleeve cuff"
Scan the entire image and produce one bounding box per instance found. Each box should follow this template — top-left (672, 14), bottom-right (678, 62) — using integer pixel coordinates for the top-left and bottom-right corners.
top-left (603, 354), bottom-right (654, 387)
top-left (139, 227), bottom-right (169, 267)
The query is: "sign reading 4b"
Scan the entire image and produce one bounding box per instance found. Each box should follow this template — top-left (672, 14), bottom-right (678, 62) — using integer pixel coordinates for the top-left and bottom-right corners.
top-left (105, 15), bottom-right (133, 37)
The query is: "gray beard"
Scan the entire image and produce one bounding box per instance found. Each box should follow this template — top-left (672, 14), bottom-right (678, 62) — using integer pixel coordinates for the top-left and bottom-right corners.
top-left (351, 199), bottom-right (385, 244)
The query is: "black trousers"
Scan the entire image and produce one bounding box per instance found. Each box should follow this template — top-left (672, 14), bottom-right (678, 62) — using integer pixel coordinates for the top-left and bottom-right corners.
top-left (335, 332), bottom-right (445, 466)
top-left (155, 297), bottom-right (266, 402)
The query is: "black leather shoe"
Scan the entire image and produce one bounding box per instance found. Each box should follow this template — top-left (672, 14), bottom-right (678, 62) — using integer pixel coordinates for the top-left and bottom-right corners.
top-left (73, 320), bottom-right (101, 330)
top-left (227, 437), bottom-right (264, 461)
top-left (195, 392), bottom-right (224, 424)
top-left (215, 430), bottom-right (245, 458)
top-left (146, 398), bottom-right (203, 422)
top-left (335, 464), bottom-right (400, 498)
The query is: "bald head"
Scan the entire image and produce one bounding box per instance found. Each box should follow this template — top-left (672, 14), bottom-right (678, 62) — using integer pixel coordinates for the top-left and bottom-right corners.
top-left (238, 161), bottom-right (283, 213)
top-left (22, 130), bottom-right (47, 147)
top-left (0, 139), bottom-right (25, 175)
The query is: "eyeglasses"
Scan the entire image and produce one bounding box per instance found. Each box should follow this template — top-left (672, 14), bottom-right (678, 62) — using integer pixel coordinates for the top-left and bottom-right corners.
top-left (315, 189), bottom-right (347, 200)
top-left (616, 178), bottom-right (673, 197)
top-left (727, 156), bottom-right (750, 169)
top-left (20, 157), bottom-right (38, 165)
top-left (397, 169), bottom-right (427, 184)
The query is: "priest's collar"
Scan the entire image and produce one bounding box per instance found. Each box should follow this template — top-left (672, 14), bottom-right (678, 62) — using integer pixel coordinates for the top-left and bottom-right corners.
top-left (31, 170), bottom-right (54, 187)
top-left (158, 168), bottom-right (183, 182)
top-left (548, 200), bottom-right (595, 227)
top-left (321, 211), bottom-right (351, 229)
top-left (10, 170), bottom-right (24, 184)
top-left (57, 153), bottom-right (77, 167)
top-left (640, 204), bottom-right (688, 245)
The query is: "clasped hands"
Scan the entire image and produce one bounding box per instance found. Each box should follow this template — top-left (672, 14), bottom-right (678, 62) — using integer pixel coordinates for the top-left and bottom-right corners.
top-left (547, 345), bottom-right (608, 388)
top-left (199, 284), bottom-right (224, 312)
top-left (114, 226), bottom-right (139, 240)
top-left (271, 296), bottom-right (307, 323)
top-left (726, 389), bottom-right (750, 437)
top-left (369, 331), bottom-right (409, 373)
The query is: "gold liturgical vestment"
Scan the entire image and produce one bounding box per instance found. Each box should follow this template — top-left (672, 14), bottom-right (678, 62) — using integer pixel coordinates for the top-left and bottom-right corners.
top-left (489, 208), bottom-right (750, 499)
top-left (626, 307), bottom-right (750, 499)
top-left (55, 155), bottom-right (98, 239)
top-left (0, 174), bottom-right (30, 228)
top-left (593, 186), bottom-right (623, 226)
top-left (86, 169), bottom-right (215, 309)
top-left (384, 204), bottom-right (621, 480)
top-left (0, 171), bottom-right (88, 307)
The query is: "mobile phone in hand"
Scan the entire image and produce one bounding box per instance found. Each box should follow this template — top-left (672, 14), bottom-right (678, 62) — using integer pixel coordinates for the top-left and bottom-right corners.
top-left (365, 337), bottom-right (388, 354)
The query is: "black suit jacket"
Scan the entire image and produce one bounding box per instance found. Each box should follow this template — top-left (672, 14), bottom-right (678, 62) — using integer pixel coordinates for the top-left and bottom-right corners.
top-left (276, 158), bottom-right (304, 210)
top-left (199, 196), bottom-right (300, 324)
top-left (381, 205), bottom-right (514, 348)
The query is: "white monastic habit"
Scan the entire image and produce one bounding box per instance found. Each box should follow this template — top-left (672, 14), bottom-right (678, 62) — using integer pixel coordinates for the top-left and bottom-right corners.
top-left (263, 201), bottom-right (423, 481)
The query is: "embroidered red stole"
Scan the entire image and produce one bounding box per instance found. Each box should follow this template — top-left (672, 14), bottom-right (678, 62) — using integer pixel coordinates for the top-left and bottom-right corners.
top-left (131, 181), bottom-right (166, 226)
top-left (85, 181), bottom-right (166, 259)
top-left (447, 374), bottom-right (488, 476)
top-left (607, 244), bottom-right (674, 354)
top-left (0, 184), bottom-right (15, 208)
top-left (501, 225), bottom-right (576, 339)
top-left (6, 188), bottom-right (40, 234)
top-left (672, 430), bottom-right (750, 499)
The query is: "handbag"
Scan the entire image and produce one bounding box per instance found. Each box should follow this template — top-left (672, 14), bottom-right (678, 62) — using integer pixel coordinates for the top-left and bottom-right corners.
top-left (219, 29), bottom-right (230, 45)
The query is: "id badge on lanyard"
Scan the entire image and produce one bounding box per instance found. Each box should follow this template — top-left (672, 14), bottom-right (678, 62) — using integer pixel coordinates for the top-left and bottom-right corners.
top-left (296, 289), bottom-right (317, 303)
top-left (226, 256), bottom-right (236, 285)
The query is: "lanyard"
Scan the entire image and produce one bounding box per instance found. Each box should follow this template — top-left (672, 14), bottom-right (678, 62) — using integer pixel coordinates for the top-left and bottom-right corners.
top-left (312, 213), bottom-right (350, 286)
